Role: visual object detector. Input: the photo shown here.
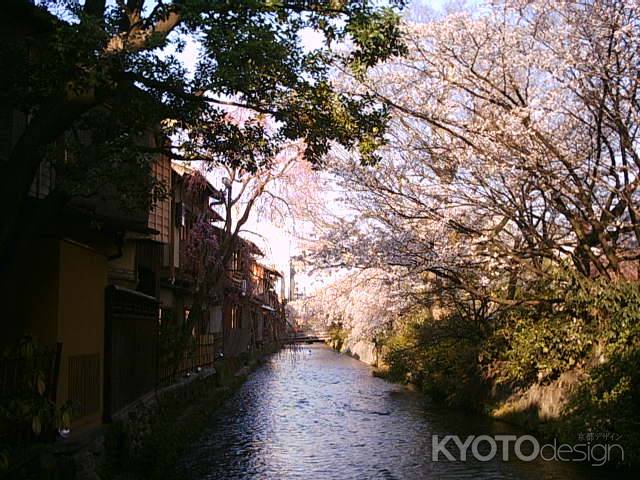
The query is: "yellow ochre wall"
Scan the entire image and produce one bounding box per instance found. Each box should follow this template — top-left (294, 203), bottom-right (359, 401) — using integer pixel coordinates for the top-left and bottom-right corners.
top-left (1, 237), bottom-right (108, 431)
top-left (56, 240), bottom-right (107, 430)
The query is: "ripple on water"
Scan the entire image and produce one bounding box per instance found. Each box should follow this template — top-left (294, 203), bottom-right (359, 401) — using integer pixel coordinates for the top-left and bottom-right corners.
top-left (180, 345), bottom-right (630, 480)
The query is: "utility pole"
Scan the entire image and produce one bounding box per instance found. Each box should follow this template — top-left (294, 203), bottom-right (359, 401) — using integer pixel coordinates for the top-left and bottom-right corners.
top-left (289, 258), bottom-right (296, 301)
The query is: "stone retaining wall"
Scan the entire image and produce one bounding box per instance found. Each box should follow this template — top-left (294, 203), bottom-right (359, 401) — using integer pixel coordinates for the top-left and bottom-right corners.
top-left (340, 339), bottom-right (380, 366)
top-left (15, 347), bottom-right (280, 480)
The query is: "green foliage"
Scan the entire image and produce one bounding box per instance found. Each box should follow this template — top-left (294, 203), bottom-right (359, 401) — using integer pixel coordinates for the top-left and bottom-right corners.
top-left (1, 0), bottom-right (408, 173)
top-left (328, 321), bottom-right (348, 351)
top-left (53, 106), bottom-right (169, 215)
top-left (495, 312), bottom-right (592, 387)
top-left (556, 278), bottom-right (640, 466)
top-left (568, 276), bottom-right (640, 355)
top-left (490, 273), bottom-right (640, 389)
top-left (0, 0), bottom-right (408, 263)
top-left (561, 348), bottom-right (640, 466)
top-left (383, 310), bottom-right (486, 408)
top-left (346, 7), bottom-right (408, 77)
top-left (381, 272), bottom-right (640, 465)
top-left (0, 338), bottom-right (72, 477)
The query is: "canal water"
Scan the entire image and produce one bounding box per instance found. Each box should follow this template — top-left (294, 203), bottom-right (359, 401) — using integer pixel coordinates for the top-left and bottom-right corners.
top-left (181, 344), bottom-right (627, 479)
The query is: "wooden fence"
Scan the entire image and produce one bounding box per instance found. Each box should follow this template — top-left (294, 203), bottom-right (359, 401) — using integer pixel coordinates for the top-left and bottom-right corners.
top-left (104, 286), bottom-right (159, 421)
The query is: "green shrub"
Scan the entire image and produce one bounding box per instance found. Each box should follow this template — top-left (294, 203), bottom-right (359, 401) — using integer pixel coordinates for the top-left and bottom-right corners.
top-left (487, 274), bottom-right (640, 386)
top-left (496, 312), bottom-right (593, 387)
top-left (561, 347), bottom-right (640, 466)
top-left (382, 273), bottom-right (640, 465)
top-left (557, 278), bottom-right (640, 466)
top-left (0, 338), bottom-right (72, 478)
top-left (384, 311), bottom-right (486, 409)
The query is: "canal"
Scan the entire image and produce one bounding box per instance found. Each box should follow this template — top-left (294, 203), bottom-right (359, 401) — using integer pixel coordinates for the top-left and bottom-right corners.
top-left (181, 344), bottom-right (626, 479)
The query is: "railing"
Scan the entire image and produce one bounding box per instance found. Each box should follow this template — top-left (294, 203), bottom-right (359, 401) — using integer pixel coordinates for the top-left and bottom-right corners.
top-left (157, 334), bottom-right (223, 387)
top-left (227, 269), bottom-right (244, 287)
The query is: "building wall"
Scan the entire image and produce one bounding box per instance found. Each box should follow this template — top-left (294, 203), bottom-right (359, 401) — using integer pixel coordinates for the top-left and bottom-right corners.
top-left (256, 311), bottom-right (264, 342)
top-left (2, 238), bottom-right (60, 347)
top-left (223, 302), bottom-right (252, 357)
top-left (1, 238), bottom-right (108, 431)
top-left (107, 241), bottom-right (137, 290)
top-left (210, 305), bottom-right (223, 333)
top-left (56, 240), bottom-right (107, 429)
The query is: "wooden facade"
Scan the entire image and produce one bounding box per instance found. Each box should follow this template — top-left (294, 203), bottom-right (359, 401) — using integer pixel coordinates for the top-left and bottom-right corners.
top-left (0, 105), bottom-right (286, 439)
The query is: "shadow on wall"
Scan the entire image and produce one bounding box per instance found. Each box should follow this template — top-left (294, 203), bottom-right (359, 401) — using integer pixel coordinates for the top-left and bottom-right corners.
top-left (342, 349), bottom-right (360, 361)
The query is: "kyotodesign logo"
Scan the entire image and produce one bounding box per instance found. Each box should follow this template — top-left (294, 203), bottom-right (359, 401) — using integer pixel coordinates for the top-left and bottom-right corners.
top-left (431, 434), bottom-right (624, 466)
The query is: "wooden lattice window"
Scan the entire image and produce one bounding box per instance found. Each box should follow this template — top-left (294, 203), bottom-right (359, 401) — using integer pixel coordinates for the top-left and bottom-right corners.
top-left (148, 154), bottom-right (172, 243)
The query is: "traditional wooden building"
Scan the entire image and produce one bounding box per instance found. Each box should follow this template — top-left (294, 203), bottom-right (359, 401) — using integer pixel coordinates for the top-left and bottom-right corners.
top-left (1, 3), bottom-right (286, 433)
top-left (154, 162), bottom-right (225, 382)
top-left (222, 242), bottom-right (287, 357)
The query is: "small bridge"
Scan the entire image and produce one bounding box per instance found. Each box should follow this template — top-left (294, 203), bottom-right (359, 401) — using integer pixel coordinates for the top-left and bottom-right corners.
top-left (286, 328), bottom-right (331, 344)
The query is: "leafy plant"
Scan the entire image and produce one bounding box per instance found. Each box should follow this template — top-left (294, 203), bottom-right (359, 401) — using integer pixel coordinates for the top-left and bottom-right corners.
top-left (328, 322), bottom-right (348, 351)
top-left (382, 272), bottom-right (640, 466)
top-left (383, 309), bottom-right (486, 408)
top-left (562, 347), bottom-right (640, 466)
top-left (158, 311), bottom-right (197, 384)
top-left (0, 337), bottom-right (71, 476)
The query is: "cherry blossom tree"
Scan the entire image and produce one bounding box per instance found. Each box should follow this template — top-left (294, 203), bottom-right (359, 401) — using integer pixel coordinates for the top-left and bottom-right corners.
top-left (303, 0), bottom-right (640, 318)
top-left (293, 268), bottom-right (411, 343)
top-left (181, 113), bottom-right (318, 328)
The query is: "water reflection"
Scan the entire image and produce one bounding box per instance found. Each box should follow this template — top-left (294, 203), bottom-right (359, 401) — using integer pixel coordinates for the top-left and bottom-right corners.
top-left (182, 344), bottom-right (628, 479)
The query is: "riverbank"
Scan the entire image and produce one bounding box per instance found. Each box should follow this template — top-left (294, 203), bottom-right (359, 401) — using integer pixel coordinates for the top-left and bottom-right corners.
top-left (101, 349), bottom-right (278, 480)
top-left (4, 346), bottom-right (282, 480)
top-left (363, 278), bottom-right (640, 470)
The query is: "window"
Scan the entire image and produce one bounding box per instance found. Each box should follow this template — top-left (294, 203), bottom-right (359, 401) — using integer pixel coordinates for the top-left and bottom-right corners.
top-left (149, 157), bottom-right (171, 243)
top-left (177, 204), bottom-right (190, 241)
top-left (29, 158), bottom-right (55, 199)
top-left (230, 306), bottom-right (241, 329)
top-left (231, 250), bottom-right (241, 271)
